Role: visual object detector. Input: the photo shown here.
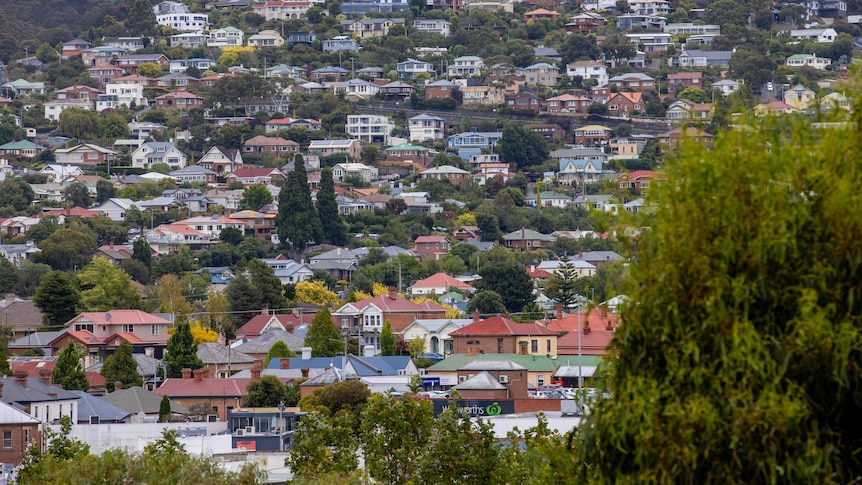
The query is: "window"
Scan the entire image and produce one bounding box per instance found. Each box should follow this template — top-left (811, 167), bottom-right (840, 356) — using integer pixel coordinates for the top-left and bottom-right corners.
top-left (547, 340), bottom-right (552, 352)
top-left (75, 323), bottom-right (94, 333)
top-left (152, 325), bottom-right (160, 335)
top-left (122, 324), bottom-right (134, 333)
top-left (531, 339), bottom-right (538, 353)
top-left (537, 374), bottom-right (545, 386)
top-left (24, 429), bottom-right (30, 445)
top-left (3, 431), bottom-right (11, 449)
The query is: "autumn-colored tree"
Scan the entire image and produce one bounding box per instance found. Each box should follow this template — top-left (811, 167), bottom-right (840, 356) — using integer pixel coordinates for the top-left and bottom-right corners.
top-left (294, 280), bottom-right (339, 306)
top-left (189, 321), bottom-right (219, 344)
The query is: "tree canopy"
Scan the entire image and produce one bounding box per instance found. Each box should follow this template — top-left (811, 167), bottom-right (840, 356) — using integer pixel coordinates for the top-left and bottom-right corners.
top-left (100, 341), bottom-right (142, 391)
top-left (52, 343), bottom-right (89, 391)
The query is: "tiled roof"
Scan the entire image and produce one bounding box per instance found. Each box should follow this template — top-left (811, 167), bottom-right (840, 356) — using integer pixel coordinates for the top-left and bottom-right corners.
top-left (410, 272), bottom-right (473, 290)
top-left (449, 316), bottom-right (559, 337)
top-left (70, 311), bottom-right (170, 326)
top-left (197, 342), bottom-right (255, 364)
top-left (0, 300), bottom-right (43, 327)
top-left (103, 386), bottom-right (187, 415)
top-left (427, 353), bottom-right (564, 372)
top-left (153, 376), bottom-right (252, 398)
top-left (235, 314), bottom-right (302, 337)
top-left (234, 328), bottom-right (305, 353)
top-left (70, 391), bottom-right (130, 423)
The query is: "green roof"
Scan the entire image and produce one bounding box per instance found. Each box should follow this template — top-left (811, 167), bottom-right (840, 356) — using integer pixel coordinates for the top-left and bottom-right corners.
top-left (0, 140), bottom-right (40, 149)
top-left (386, 143), bottom-right (429, 151)
top-left (502, 228), bottom-right (556, 241)
top-left (526, 191), bottom-right (573, 200)
top-left (427, 353), bottom-right (604, 372)
top-left (787, 54), bottom-right (814, 60)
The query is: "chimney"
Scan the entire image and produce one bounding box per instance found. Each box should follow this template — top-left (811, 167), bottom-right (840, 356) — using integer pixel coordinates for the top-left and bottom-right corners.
top-left (14, 371), bottom-right (28, 388)
top-left (472, 310), bottom-right (480, 322)
top-left (301, 347), bottom-right (312, 360)
top-left (601, 305), bottom-right (607, 318)
top-left (388, 287), bottom-right (397, 300)
top-left (0, 381), bottom-right (4, 397)
top-left (300, 367), bottom-right (309, 379)
top-left (556, 303), bottom-right (563, 321)
top-left (193, 369), bottom-right (204, 382)
top-left (38, 368), bottom-right (52, 385)
top-left (286, 323), bottom-right (294, 334)
top-left (280, 358), bottom-right (291, 369)
top-left (4, 294), bottom-right (14, 307)
top-left (114, 381), bottom-right (123, 392)
top-left (363, 345), bottom-right (375, 357)
top-left (181, 368), bottom-right (192, 379)
top-left (584, 320), bottom-right (591, 335)
top-left (578, 251), bottom-right (583, 258)
top-left (251, 360), bottom-right (262, 380)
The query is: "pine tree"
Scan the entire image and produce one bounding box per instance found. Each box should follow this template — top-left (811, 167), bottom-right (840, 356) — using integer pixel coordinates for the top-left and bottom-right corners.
top-left (304, 308), bottom-right (343, 357)
top-left (380, 321), bottom-right (395, 356)
top-left (159, 395), bottom-right (171, 423)
top-left (33, 270), bottom-right (81, 329)
top-left (132, 238), bottom-right (152, 267)
top-left (317, 168), bottom-right (347, 246)
top-left (544, 255), bottom-right (579, 310)
top-left (264, 340), bottom-right (296, 368)
top-left (163, 321), bottom-right (204, 378)
top-left (225, 273), bottom-right (260, 329)
top-left (276, 160), bottom-right (322, 253)
top-left (100, 341), bottom-right (143, 391)
top-left (52, 343), bottom-right (89, 391)
top-left (247, 259), bottom-right (285, 311)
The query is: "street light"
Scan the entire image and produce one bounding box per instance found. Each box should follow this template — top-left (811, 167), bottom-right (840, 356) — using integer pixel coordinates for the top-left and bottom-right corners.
top-left (277, 401), bottom-right (286, 450)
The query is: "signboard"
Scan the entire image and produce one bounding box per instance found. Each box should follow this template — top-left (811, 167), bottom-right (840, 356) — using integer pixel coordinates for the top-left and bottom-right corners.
top-left (235, 440), bottom-right (257, 451)
top-left (432, 400), bottom-right (515, 417)
top-left (420, 377), bottom-right (441, 387)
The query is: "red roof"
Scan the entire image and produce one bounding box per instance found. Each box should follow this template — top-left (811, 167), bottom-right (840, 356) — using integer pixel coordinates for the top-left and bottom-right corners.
top-left (69, 311), bottom-right (171, 326)
top-left (450, 316), bottom-right (559, 336)
top-left (544, 308), bottom-right (621, 334)
top-left (229, 168), bottom-right (282, 178)
top-left (411, 272), bottom-right (473, 291)
top-left (527, 268), bottom-right (553, 279)
top-left (42, 207), bottom-right (101, 218)
top-left (619, 170), bottom-right (667, 182)
top-left (414, 235), bottom-right (448, 244)
top-left (51, 330), bottom-right (105, 346)
top-left (103, 332), bottom-right (145, 344)
top-left (236, 314), bottom-right (311, 338)
top-left (153, 377), bottom-right (255, 398)
top-left (352, 294), bottom-right (447, 314)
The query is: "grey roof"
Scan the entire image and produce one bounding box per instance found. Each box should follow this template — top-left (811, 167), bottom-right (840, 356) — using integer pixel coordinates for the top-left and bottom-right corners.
top-left (454, 371), bottom-right (507, 390)
top-left (0, 376), bottom-right (80, 404)
top-left (406, 318), bottom-right (473, 333)
top-left (550, 148), bottom-right (607, 158)
top-left (197, 342), bottom-right (255, 365)
top-left (553, 365), bottom-right (598, 378)
top-left (300, 367), bottom-right (358, 386)
top-left (88, 353), bottom-right (161, 379)
top-left (458, 359), bottom-right (527, 371)
top-left (70, 391), bottom-right (131, 423)
top-left (9, 331), bottom-right (61, 348)
top-left (234, 328), bottom-right (305, 354)
top-left (680, 49), bottom-right (732, 60)
top-left (232, 368), bottom-right (325, 380)
top-left (502, 228), bottom-right (556, 242)
top-left (102, 386), bottom-right (187, 415)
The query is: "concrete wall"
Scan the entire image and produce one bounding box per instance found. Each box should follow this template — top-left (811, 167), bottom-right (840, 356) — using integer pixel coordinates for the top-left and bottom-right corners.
top-left (60, 421), bottom-right (230, 455)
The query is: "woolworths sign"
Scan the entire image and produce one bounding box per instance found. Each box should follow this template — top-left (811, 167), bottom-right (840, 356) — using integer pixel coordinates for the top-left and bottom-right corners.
top-left (433, 400), bottom-right (515, 417)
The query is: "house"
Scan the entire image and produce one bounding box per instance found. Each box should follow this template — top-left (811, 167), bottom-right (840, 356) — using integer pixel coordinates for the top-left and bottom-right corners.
top-left (508, 92), bottom-right (542, 111)
top-left (798, 0), bottom-right (846, 17)
top-left (657, 127), bottom-right (714, 152)
top-left (664, 23), bottom-right (720, 36)
top-left (1, 79), bottom-right (46, 97)
top-left (308, 139), bottom-right (362, 160)
top-left (321, 36), bottom-right (361, 53)
top-left (501, 228), bottom-right (555, 249)
top-left (333, 288), bottom-right (448, 348)
top-left (61, 38), bottom-right (93, 59)
top-left (131, 142), bottom-right (187, 169)
top-left (102, 36), bottom-right (149, 51)
top-left (521, 63), bottom-right (560, 88)
top-left (711, 79), bottom-right (741, 96)
top-left (198, 146), bottom-right (244, 175)
top-left (616, 14), bottom-right (667, 31)
top-left (231, 210), bottom-right (276, 238)
top-left (523, 7), bottom-right (561, 22)
top-left (340, 18), bottom-right (405, 38)
top-left (233, 329), bottom-right (305, 358)
top-left (666, 100), bottom-right (712, 119)
top-left (0, 297), bottom-right (43, 340)
top-left (248, 30), bottom-right (285, 48)
top-left (81, 46), bottom-right (129, 66)
top-left (425, 80), bottom-right (458, 100)
top-left (573, 125), bottom-right (612, 147)
top-left (566, 60), bottom-right (608, 87)
top-left (789, 28), bottom-right (838, 43)
top-left (605, 92), bottom-right (644, 117)
top-left (412, 235), bottom-right (450, 261)
top-left (116, 54), bottom-right (169, 73)
top-left (102, 386), bottom-right (187, 421)
top-left (378, 81), bottom-right (414, 99)
top-left (820, 91), bottom-right (851, 111)
top-left (449, 315), bottom-right (558, 356)
top-left (460, 84), bottom-right (505, 107)
top-left (54, 85), bottom-right (100, 104)
top-left (252, 0), bottom-right (312, 20)
top-left (86, 63), bottom-right (124, 84)
top-left (97, 83), bottom-right (148, 111)
top-left (0, 380), bottom-right (59, 458)
top-left (225, 167), bottom-right (285, 186)
top-left (243, 135), bottom-right (300, 157)
top-left (153, 368), bottom-right (252, 422)
top-left (0, 140), bottom-right (45, 158)
top-left (175, 214), bottom-right (246, 237)
top-left (53, 144), bottom-right (118, 166)
top-left (628, 0), bottom-right (671, 15)
top-left (168, 58), bottom-right (217, 74)
top-left (90, 198), bottom-right (137, 222)
top-left (550, 306), bottom-right (620, 355)
top-left (426, 353), bottom-right (562, 389)
top-left (401, 318), bottom-right (472, 355)
top-left (63, 310), bottom-right (172, 345)
top-left (786, 54), bottom-right (831, 70)
top-left (667, 72), bottom-right (702, 93)
top-left (553, 147), bottom-right (614, 185)
top-left (170, 32), bottom-right (207, 48)
top-left (675, 49), bottom-right (733, 68)
top-left (447, 56), bottom-right (484, 77)
top-left (409, 273), bottom-right (474, 297)
top-left (287, 31), bottom-right (317, 44)
top-left (396, 59), bottom-right (435, 80)
top-left (208, 26), bottom-right (245, 47)
top-left (546, 94), bottom-right (592, 113)
top-left (169, 165), bottom-right (218, 184)
top-left (447, 132), bottom-right (502, 150)
top-left (753, 101), bottom-right (797, 117)
top-left (420, 165), bottom-right (471, 184)
top-left (618, 170), bottom-right (665, 190)
top-left (565, 12), bottom-right (606, 33)
top-left (384, 143), bottom-right (432, 167)
top-left (609, 73), bottom-right (655, 93)
top-left (346, 115), bottom-right (395, 145)
top-left (525, 191), bottom-right (574, 208)
top-left (235, 313), bottom-right (310, 339)
top-left (154, 1), bottom-right (209, 32)
top-left (413, 18), bottom-right (450, 36)
top-left (332, 162), bottom-right (378, 183)
top-left (466, 0), bottom-right (515, 13)
top-left (43, 99), bottom-right (92, 122)
top-left (154, 91), bottom-right (205, 110)
top-left (331, 78), bottom-right (380, 100)
top-left (70, 391), bottom-right (131, 423)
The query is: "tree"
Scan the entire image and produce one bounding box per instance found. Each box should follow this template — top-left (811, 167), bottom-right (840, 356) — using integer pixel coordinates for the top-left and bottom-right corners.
top-left (0, 256), bottom-right (18, 294)
top-left (304, 308), bottom-right (343, 357)
top-left (476, 213), bottom-right (502, 242)
top-left (264, 340), bottom-right (296, 368)
top-left (579, 114), bottom-right (862, 482)
top-left (385, 198), bottom-right (408, 215)
top-left (238, 183), bottom-right (272, 211)
top-left (294, 280), bottom-right (338, 306)
top-left (499, 123), bottom-right (548, 170)
top-left (0, 177), bottom-right (36, 213)
top-left (35, 229), bottom-right (95, 271)
top-left (277, 160), bottom-right (321, 252)
top-left (77, 257), bottom-right (143, 311)
top-left (154, 274), bottom-right (193, 317)
top-left (360, 393), bottom-right (434, 485)
top-left (125, 0), bottom-right (158, 36)
top-left (706, 0), bottom-right (749, 26)
top-left (245, 375), bottom-right (289, 407)
top-left (132, 238), bottom-right (152, 267)
top-left (247, 259), bottom-right (285, 311)
top-left (729, 49), bottom-right (776, 89)
top-left (163, 321), bottom-right (204, 378)
top-left (136, 62), bottom-right (162, 77)
top-left (219, 226), bottom-right (244, 246)
top-left (62, 182), bottom-right (92, 208)
top-left (189, 321), bottom-right (219, 344)
top-left (601, 33), bottom-right (637, 66)
top-left (205, 287), bottom-right (233, 337)
top-left (100, 341), bottom-right (143, 391)
top-left (439, 252), bottom-right (467, 275)
top-left (34, 271), bottom-right (82, 328)
top-left (561, 34), bottom-right (602, 64)
top-left (35, 42), bottom-right (59, 63)
top-left (96, 112), bottom-right (129, 139)
top-left (225, 273), bottom-right (260, 329)
top-left (417, 404), bottom-right (500, 484)
top-left (475, 259), bottom-right (534, 312)
top-left (58, 108), bottom-right (99, 139)
top-left (317, 168), bottom-right (347, 246)
top-left (0, 327), bottom-right (12, 376)
top-left (52, 343), bottom-right (89, 391)
top-left (380, 321), bottom-right (395, 356)
top-left (95, 180), bottom-right (116, 204)
top-left (18, 416), bottom-right (90, 483)
top-left (466, 290), bottom-right (508, 315)
top-left (288, 412), bottom-right (358, 480)
top-left (544, 255), bottom-right (579, 310)
top-left (159, 395), bottom-right (171, 423)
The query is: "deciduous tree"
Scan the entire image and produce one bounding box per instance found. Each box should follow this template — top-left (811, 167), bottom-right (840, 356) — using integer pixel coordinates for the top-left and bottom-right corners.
top-left (35, 229), bottom-right (95, 271)
top-left (264, 340), bottom-right (296, 368)
top-left (77, 256), bottom-right (142, 311)
top-left (238, 183), bottom-right (272, 211)
top-left (380, 320), bottom-right (395, 356)
top-left (245, 375), bottom-right (289, 407)
top-left (304, 308), bottom-right (342, 357)
top-left (52, 343), bottom-right (89, 391)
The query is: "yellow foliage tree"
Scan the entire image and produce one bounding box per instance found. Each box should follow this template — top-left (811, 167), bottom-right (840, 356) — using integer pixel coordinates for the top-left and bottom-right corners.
top-left (154, 274), bottom-right (193, 317)
top-left (350, 290), bottom-right (372, 302)
top-left (410, 296), bottom-right (462, 319)
top-left (189, 320), bottom-right (219, 344)
top-left (294, 280), bottom-right (339, 306)
top-left (453, 213), bottom-right (477, 227)
top-left (371, 283), bottom-right (389, 296)
top-left (218, 45), bottom-right (254, 67)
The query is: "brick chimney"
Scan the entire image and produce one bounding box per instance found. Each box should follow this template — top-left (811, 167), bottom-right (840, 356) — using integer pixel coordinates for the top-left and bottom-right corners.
top-left (578, 251), bottom-right (583, 258)
top-left (472, 310), bottom-right (480, 322)
top-left (4, 294), bottom-right (14, 307)
top-left (286, 323), bottom-right (294, 334)
top-left (251, 360), bottom-right (262, 380)
top-left (388, 287), bottom-right (398, 300)
top-left (280, 358), bottom-right (290, 369)
top-left (114, 381), bottom-right (123, 391)
top-left (193, 369), bottom-right (204, 382)
top-left (181, 368), bottom-right (192, 379)
top-left (0, 380), bottom-right (5, 397)
top-left (556, 303), bottom-right (563, 321)
top-left (38, 368), bottom-right (52, 385)
top-left (14, 371), bottom-right (28, 388)
top-left (583, 320), bottom-right (591, 335)
top-left (300, 367), bottom-right (309, 379)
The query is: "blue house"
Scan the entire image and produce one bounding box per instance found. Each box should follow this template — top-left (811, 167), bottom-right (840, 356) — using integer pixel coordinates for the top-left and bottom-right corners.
top-left (447, 132), bottom-right (503, 150)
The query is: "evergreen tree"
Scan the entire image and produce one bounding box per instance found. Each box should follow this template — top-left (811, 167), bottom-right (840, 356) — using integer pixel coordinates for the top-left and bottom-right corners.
top-left (77, 257), bottom-right (143, 311)
top-left (0, 256), bottom-right (18, 293)
top-left (276, 161), bottom-right (322, 253)
top-left (159, 395), bottom-right (171, 423)
top-left (264, 340), bottom-right (296, 368)
top-left (304, 308), bottom-right (343, 357)
top-left (163, 321), bottom-right (204, 378)
top-left (247, 259), bottom-right (285, 311)
top-left (95, 180), bottom-right (116, 204)
top-left (544, 255), bottom-right (579, 310)
top-left (0, 327), bottom-right (12, 376)
top-left (132, 238), bottom-right (152, 267)
top-left (33, 270), bottom-right (81, 329)
top-left (225, 273), bottom-right (260, 329)
top-left (316, 168), bottom-right (347, 246)
top-left (380, 321), bottom-right (395, 356)
top-left (245, 375), bottom-right (289, 407)
top-left (100, 341), bottom-right (143, 391)
top-left (475, 259), bottom-right (534, 312)
top-left (52, 343), bottom-right (89, 391)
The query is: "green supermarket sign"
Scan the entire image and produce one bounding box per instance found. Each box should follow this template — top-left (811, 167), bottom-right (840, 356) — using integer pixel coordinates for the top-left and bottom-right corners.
top-left (433, 400), bottom-right (515, 417)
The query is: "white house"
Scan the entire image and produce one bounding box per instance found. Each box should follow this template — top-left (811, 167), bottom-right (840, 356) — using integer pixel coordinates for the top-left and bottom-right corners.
top-left (260, 257), bottom-right (315, 284)
top-left (566, 60), bottom-right (608, 87)
top-left (525, 191), bottom-right (575, 208)
top-left (789, 28), bottom-right (838, 43)
top-left (447, 56), bottom-right (484, 77)
top-left (90, 198), bottom-right (137, 222)
top-left (628, 0), bottom-right (671, 15)
top-left (252, 0), bottom-right (313, 20)
top-left (413, 18), bottom-right (450, 36)
top-left (332, 162), bottom-right (379, 183)
top-left (346, 115), bottom-right (396, 145)
top-left (44, 99), bottom-right (92, 122)
top-left (396, 59), bottom-right (436, 80)
top-left (154, 1), bottom-right (209, 32)
top-left (131, 142), bottom-right (187, 169)
top-left (169, 58), bottom-right (217, 73)
top-left (248, 30), bottom-right (285, 48)
top-left (711, 79), bottom-right (741, 96)
top-left (97, 83), bottom-right (147, 112)
top-left (331, 78), bottom-right (379, 99)
top-left (536, 259), bottom-right (597, 278)
top-left (207, 27), bottom-right (245, 47)
top-left (409, 114), bottom-right (445, 142)
top-left (400, 318), bottom-right (472, 355)
top-left (786, 53), bottom-right (832, 69)
top-left (38, 164), bottom-right (84, 182)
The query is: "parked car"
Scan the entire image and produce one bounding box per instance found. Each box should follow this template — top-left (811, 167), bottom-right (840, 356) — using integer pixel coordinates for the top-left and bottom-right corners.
top-left (417, 352), bottom-right (444, 361)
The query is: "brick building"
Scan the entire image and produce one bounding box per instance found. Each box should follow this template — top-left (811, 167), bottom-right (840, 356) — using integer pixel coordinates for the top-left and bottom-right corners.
top-left (152, 367), bottom-right (261, 422)
top-left (455, 360), bottom-right (530, 399)
top-left (0, 399), bottom-right (41, 465)
top-left (449, 315), bottom-right (559, 355)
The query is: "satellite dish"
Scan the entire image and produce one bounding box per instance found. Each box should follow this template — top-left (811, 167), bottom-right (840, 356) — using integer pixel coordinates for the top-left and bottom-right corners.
top-left (105, 313), bottom-right (112, 320)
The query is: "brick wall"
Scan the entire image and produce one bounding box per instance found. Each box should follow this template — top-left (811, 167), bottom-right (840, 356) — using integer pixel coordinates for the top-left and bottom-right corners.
top-left (0, 424), bottom-right (41, 465)
top-left (452, 335), bottom-right (517, 355)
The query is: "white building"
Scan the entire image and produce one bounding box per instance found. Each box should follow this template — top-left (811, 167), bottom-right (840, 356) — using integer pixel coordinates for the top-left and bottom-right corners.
top-left (252, 0), bottom-right (313, 21)
top-left (580, 0), bottom-right (616, 9)
top-left (664, 23), bottom-right (720, 36)
top-left (131, 142), bottom-right (187, 169)
top-left (409, 114), bottom-right (445, 142)
top-left (346, 115), bottom-right (396, 145)
top-left (97, 83), bottom-right (147, 112)
top-left (248, 30), bottom-right (285, 48)
top-left (413, 18), bottom-right (450, 36)
top-left (627, 0), bottom-right (672, 15)
top-left (566, 60), bottom-right (609, 87)
top-left (447, 56), bottom-right (484, 78)
top-left (154, 1), bottom-right (208, 32)
top-left (397, 59), bottom-right (436, 80)
top-left (43, 99), bottom-right (92, 122)
top-left (207, 27), bottom-right (244, 48)
top-left (786, 53), bottom-right (832, 69)
top-left (789, 28), bottom-right (838, 43)
top-left (332, 162), bottom-right (379, 183)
